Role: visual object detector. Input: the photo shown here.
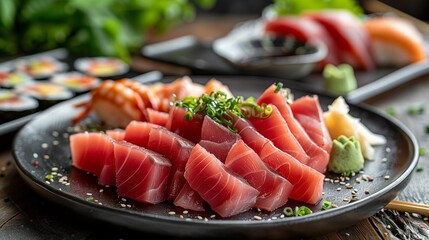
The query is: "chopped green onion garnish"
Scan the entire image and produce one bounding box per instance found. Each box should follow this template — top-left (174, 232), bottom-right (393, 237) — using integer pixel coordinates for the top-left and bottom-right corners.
top-left (174, 91), bottom-right (272, 133)
top-left (86, 197), bottom-right (94, 202)
top-left (420, 147), bottom-right (426, 156)
top-left (341, 171), bottom-right (352, 177)
top-left (296, 206), bottom-right (313, 216)
top-left (274, 82), bottom-right (283, 93)
top-left (322, 200), bottom-right (332, 210)
top-left (385, 107), bottom-right (396, 117)
top-left (416, 166), bottom-right (424, 172)
top-left (283, 207), bottom-right (294, 217)
top-left (407, 105), bottom-right (424, 115)
top-left (45, 174), bottom-right (54, 181)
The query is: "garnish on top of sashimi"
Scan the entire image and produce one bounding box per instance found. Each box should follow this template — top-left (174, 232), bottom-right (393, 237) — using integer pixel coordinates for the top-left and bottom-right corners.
top-left (69, 76), bottom-right (387, 218)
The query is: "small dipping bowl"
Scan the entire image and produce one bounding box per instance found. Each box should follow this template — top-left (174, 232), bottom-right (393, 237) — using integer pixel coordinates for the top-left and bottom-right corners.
top-left (213, 35), bottom-right (327, 79)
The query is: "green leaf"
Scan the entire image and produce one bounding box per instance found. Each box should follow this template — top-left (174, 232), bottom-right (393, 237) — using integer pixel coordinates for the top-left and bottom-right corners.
top-left (272, 0), bottom-right (364, 17)
top-left (0, 0), bottom-right (16, 28)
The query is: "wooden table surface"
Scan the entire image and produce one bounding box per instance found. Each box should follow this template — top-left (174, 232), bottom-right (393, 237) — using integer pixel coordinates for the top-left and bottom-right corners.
top-left (1, 11), bottom-right (429, 240)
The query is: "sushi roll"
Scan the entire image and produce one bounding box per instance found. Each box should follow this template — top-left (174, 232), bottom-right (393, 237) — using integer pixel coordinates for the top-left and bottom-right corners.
top-left (14, 56), bottom-right (68, 79)
top-left (16, 81), bottom-right (74, 110)
top-left (50, 71), bottom-right (101, 93)
top-left (0, 67), bottom-right (34, 89)
top-left (0, 89), bottom-right (39, 124)
top-left (74, 57), bottom-right (129, 77)
top-left (364, 16), bottom-right (427, 67)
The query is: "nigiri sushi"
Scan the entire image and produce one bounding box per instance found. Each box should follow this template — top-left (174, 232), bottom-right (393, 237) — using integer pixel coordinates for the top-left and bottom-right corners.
top-left (364, 16), bottom-right (427, 67)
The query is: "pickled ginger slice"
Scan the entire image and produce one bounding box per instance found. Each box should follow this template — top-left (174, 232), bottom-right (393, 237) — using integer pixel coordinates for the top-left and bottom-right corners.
top-left (323, 96), bottom-right (386, 160)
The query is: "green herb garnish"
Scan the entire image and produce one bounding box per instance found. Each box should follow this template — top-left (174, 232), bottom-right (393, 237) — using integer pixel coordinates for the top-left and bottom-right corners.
top-left (174, 91), bottom-right (272, 133)
top-left (271, 0), bottom-right (364, 18)
top-left (420, 147), bottom-right (426, 156)
top-left (407, 105), bottom-right (424, 115)
top-left (45, 174), bottom-right (54, 181)
top-left (416, 166), bottom-right (424, 172)
top-left (385, 107), bottom-right (396, 117)
top-left (322, 200), bottom-right (332, 210)
top-left (86, 197), bottom-right (94, 202)
top-left (295, 206), bottom-right (313, 216)
top-left (274, 82), bottom-right (283, 93)
top-left (283, 207), bottom-right (294, 217)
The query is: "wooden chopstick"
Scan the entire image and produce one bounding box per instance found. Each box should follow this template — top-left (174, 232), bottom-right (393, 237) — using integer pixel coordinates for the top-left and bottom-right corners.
top-left (385, 200), bottom-right (429, 215)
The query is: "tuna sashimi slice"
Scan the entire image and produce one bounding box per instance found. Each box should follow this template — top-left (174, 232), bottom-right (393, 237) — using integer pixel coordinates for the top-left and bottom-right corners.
top-left (199, 115), bottom-right (240, 162)
top-left (257, 84), bottom-right (329, 173)
top-left (173, 182), bottom-right (205, 212)
top-left (114, 140), bottom-right (171, 204)
top-left (184, 144), bottom-right (259, 217)
top-left (225, 140), bottom-right (292, 211)
top-left (70, 132), bottom-right (116, 186)
top-left (147, 108), bottom-right (169, 127)
top-left (290, 95), bottom-right (333, 154)
top-left (232, 116), bottom-right (323, 204)
top-left (249, 105), bottom-right (309, 165)
top-left (259, 142), bottom-right (324, 204)
top-left (106, 128), bottom-right (125, 141)
top-left (147, 126), bottom-right (195, 200)
top-left (124, 121), bottom-right (158, 148)
top-left (166, 106), bottom-right (203, 143)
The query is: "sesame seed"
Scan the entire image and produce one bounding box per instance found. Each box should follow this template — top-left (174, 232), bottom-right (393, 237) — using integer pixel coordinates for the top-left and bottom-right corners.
top-left (121, 198), bottom-right (127, 202)
top-left (45, 181), bottom-right (50, 184)
top-left (365, 190), bottom-right (370, 194)
top-left (210, 215), bottom-right (216, 218)
top-left (99, 189), bottom-right (104, 193)
top-left (343, 198), bottom-right (349, 202)
top-left (51, 167), bottom-right (58, 171)
top-left (355, 178), bottom-right (361, 184)
top-left (52, 140), bottom-right (59, 146)
top-left (105, 185), bottom-right (110, 188)
top-left (41, 143), bottom-right (48, 149)
top-left (346, 184), bottom-right (353, 189)
top-left (52, 131), bottom-right (59, 137)
top-left (324, 178), bottom-right (330, 182)
top-left (168, 211), bottom-right (176, 215)
top-left (340, 181), bottom-right (345, 185)
top-left (33, 153), bottom-right (38, 158)
top-left (337, 187), bottom-right (342, 191)
top-left (382, 158), bottom-right (387, 162)
top-left (387, 224), bottom-right (391, 229)
top-left (43, 155), bottom-right (50, 160)
top-left (120, 204), bottom-right (126, 208)
top-left (126, 204), bottom-right (131, 208)
top-left (386, 147), bottom-right (391, 152)
top-left (197, 216), bottom-right (203, 220)
top-left (345, 233), bottom-right (350, 236)
top-left (424, 217), bottom-right (428, 221)
top-left (204, 217), bottom-right (208, 221)
top-left (86, 193), bottom-right (92, 196)
top-left (183, 210), bottom-right (188, 214)
top-left (179, 215), bottom-right (184, 219)
top-left (253, 215), bottom-right (262, 220)
top-left (384, 175), bottom-right (390, 180)
top-left (271, 216), bottom-right (278, 220)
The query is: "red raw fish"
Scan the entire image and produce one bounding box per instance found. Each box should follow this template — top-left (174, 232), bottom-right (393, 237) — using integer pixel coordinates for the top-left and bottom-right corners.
top-left (123, 121), bottom-right (158, 147)
top-left (114, 140), bottom-right (171, 204)
top-left (290, 95), bottom-right (333, 154)
top-left (147, 108), bottom-right (169, 127)
top-left (70, 132), bottom-right (116, 186)
top-left (249, 105), bottom-right (309, 165)
top-left (305, 10), bottom-right (374, 70)
top-left (264, 16), bottom-right (341, 68)
top-left (106, 128), bottom-right (125, 141)
top-left (184, 144), bottom-right (259, 217)
top-left (199, 115), bottom-right (240, 162)
top-left (173, 182), bottom-right (205, 211)
top-left (147, 126), bottom-right (195, 200)
top-left (257, 84), bottom-right (329, 173)
top-left (225, 140), bottom-right (292, 211)
top-left (232, 116), bottom-right (324, 204)
top-left (166, 106), bottom-right (203, 143)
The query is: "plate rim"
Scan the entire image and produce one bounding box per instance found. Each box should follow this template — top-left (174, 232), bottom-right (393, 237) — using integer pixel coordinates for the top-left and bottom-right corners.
top-left (11, 75), bottom-right (420, 237)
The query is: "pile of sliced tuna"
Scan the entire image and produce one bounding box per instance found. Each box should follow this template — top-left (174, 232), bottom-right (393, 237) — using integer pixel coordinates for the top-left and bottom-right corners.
top-left (70, 83), bottom-right (332, 218)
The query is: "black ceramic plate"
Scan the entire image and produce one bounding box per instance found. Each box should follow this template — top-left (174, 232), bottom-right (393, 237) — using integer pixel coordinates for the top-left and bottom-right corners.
top-left (12, 76), bottom-right (419, 239)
